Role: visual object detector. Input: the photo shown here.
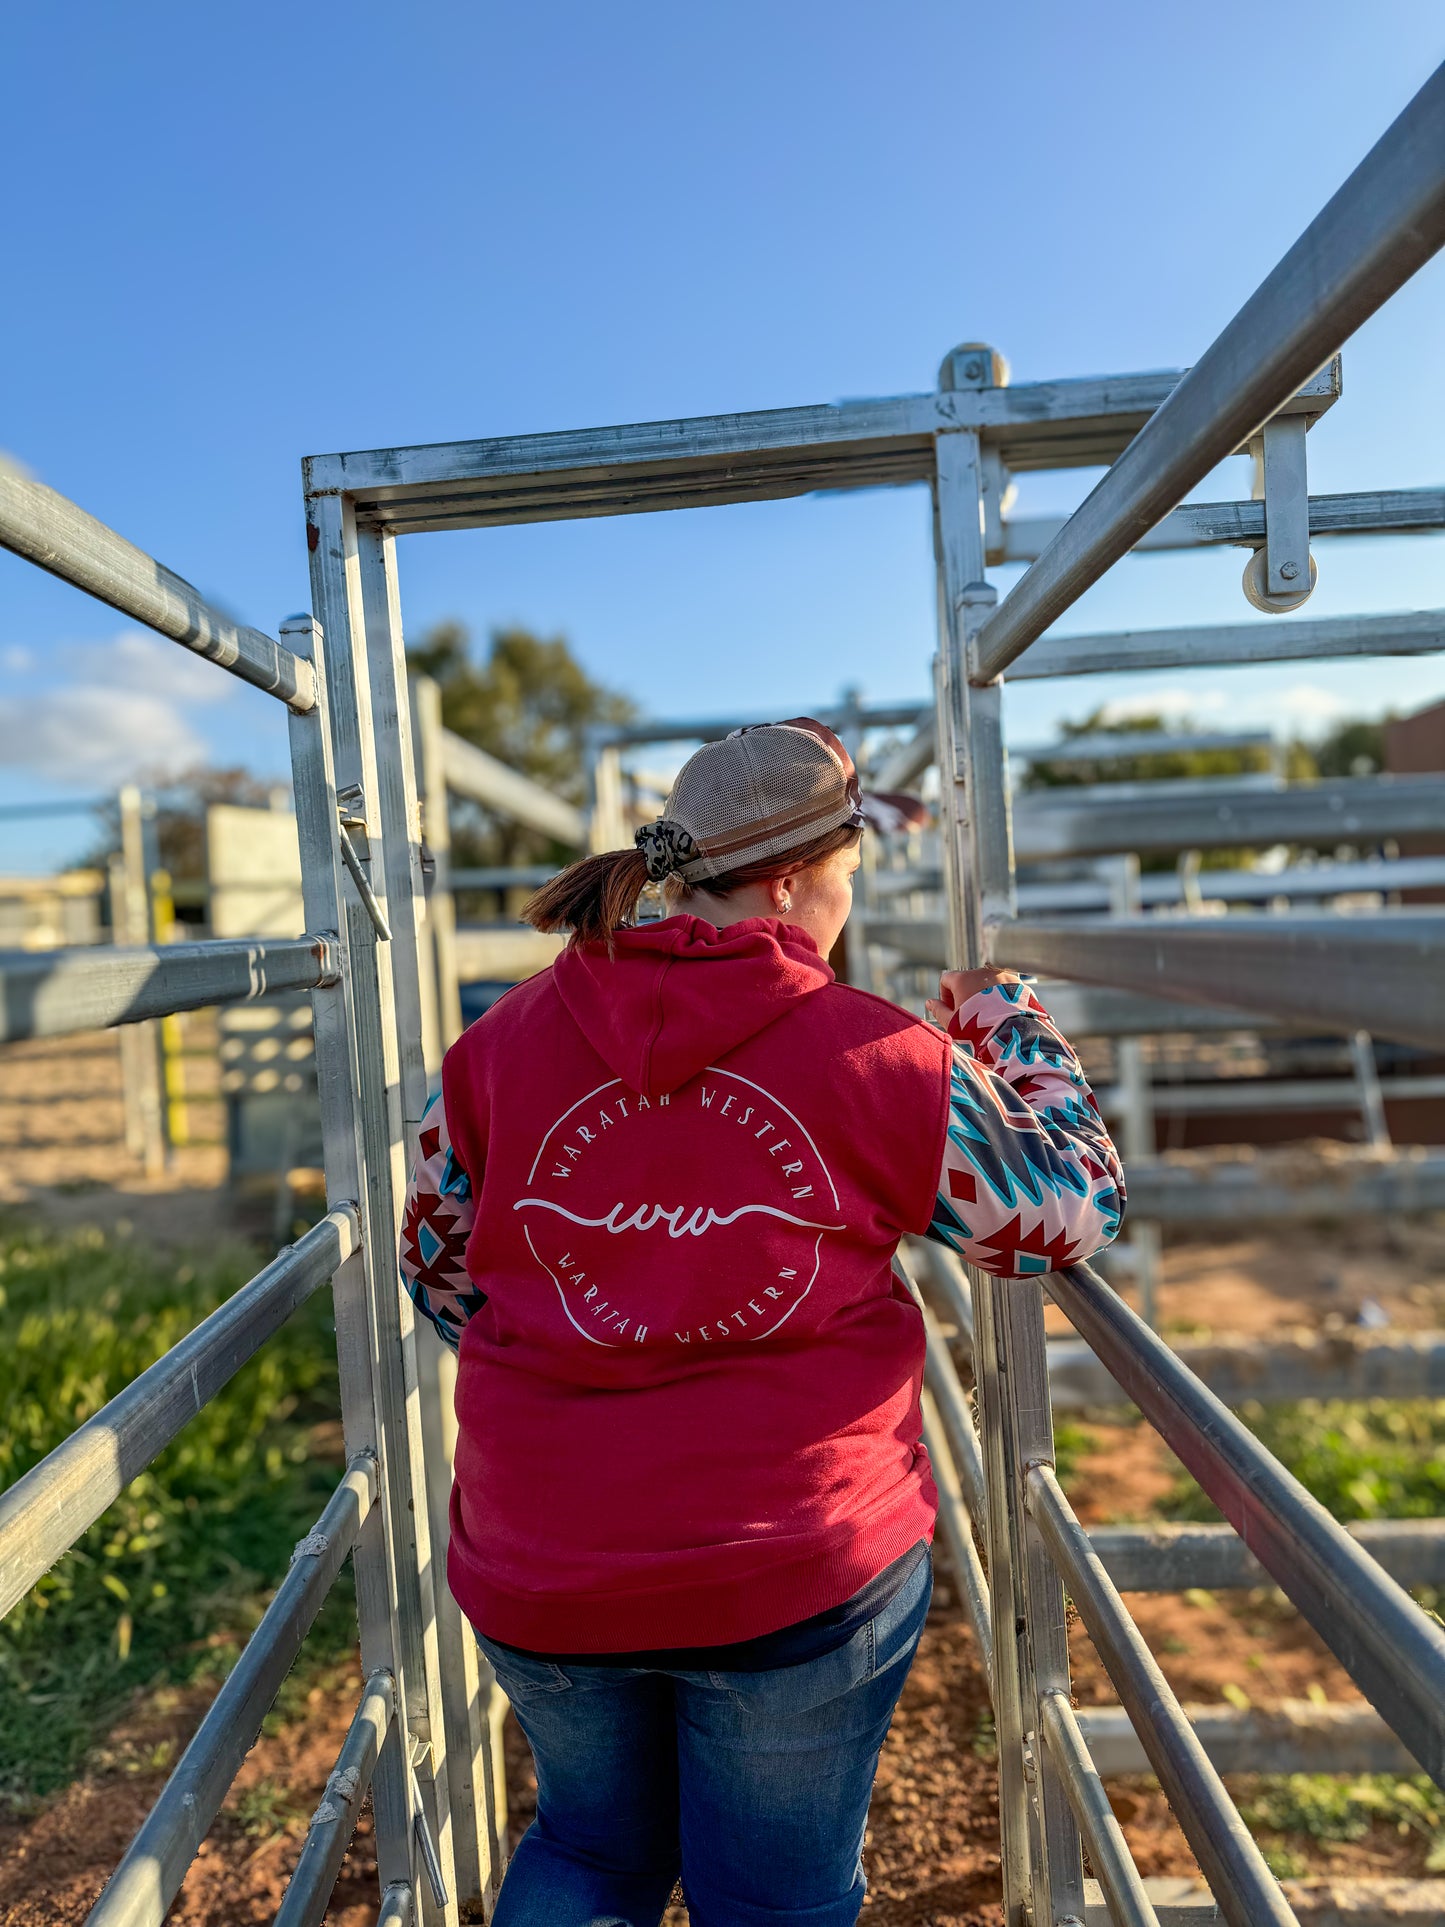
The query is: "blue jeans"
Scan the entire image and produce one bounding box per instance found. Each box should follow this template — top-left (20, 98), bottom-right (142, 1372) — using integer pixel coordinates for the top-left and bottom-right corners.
top-left (477, 1550), bottom-right (932, 1927)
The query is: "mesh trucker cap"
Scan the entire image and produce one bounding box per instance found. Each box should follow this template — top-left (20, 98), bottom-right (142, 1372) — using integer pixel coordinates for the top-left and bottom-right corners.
top-left (634, 718), bottom-right (865, 886)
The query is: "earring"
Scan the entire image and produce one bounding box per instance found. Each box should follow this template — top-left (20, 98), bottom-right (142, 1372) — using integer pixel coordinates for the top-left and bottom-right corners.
top-left (778, 894), bottom-right (792, 913)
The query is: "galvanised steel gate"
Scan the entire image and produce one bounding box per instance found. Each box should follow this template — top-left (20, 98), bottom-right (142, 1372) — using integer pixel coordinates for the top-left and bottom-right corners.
top-left (1, 53), bottom-right (1443, 1927)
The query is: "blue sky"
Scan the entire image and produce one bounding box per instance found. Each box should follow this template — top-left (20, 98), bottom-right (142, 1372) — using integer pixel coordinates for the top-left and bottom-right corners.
top-left (2, 2), bottom-right (1442, 871)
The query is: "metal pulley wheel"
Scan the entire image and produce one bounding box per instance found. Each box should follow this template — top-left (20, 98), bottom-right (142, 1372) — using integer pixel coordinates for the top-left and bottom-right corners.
top-left (1241, 544), bottom-right (1317, 613)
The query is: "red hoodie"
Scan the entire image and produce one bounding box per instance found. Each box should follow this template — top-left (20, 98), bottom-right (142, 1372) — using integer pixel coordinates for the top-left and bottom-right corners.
top-left (439, 915), bottom-right (952, 1652)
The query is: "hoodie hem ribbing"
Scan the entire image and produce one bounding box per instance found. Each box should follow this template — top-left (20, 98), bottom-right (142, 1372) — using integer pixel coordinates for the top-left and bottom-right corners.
top-left (451, 1489), bottom-right (938, 1655)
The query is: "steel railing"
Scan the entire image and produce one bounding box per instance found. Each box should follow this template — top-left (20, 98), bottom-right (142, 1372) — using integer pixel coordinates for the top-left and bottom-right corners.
top-left (0, 448), bottom-right (470, 1918)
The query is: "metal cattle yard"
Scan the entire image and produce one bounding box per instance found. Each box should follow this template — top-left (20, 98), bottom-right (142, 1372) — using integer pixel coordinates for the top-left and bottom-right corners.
top-left (1, 58), bottom-right (1444, 1927)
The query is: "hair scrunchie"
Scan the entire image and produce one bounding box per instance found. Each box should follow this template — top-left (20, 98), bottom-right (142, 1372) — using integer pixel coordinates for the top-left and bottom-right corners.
top-left (634, 818), bottom-right (698, 882)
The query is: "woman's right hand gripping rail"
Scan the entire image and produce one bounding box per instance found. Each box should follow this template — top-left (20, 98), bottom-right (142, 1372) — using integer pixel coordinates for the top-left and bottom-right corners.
top-left (924, 966), bottom-right (1125, 1277)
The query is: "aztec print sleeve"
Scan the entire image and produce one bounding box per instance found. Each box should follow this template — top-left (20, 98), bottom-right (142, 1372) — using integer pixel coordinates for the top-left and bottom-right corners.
top-left (927, 981), bottom-right (1125, 1276)
top-left (399, 1087), bottom-right (486, 1350)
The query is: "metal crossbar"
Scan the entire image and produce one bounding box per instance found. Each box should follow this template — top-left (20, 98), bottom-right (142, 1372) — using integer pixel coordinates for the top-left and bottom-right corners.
top-left (86, 1458), bottom-right (377, 1927)
top-left (274, 1671), bottom-right (396, 1927)
top-left (969, 63), bottom-right (1445, 679)
top-left (0, 463), bottom-right (315, 710)
top-left (0, 934), bottom-right (339, 1042)
top-left (0, 1206), bottom-right (359, 1620)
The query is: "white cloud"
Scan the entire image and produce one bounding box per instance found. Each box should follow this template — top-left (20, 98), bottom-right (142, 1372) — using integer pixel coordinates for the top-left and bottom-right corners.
top-left (1264, 683), bottom-right (1352, 732)
top-left (63, 630), bottom-right (237, 705)
top-left (0, 628), bottom-right (238, 787)
top-left (0, 685), bottom-right (207, 787)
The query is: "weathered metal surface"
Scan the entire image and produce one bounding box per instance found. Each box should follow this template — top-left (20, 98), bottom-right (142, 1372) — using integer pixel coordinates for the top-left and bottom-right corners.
top-left (85, 1459), bottom-right (377, 1927)
top-left (274, 1672), bottom-right (394, 1927)
top-left (1090, 1519), bottom-right (1445, 1593)
top-left (1049, 1328), bottom-right (1445, 1411)
top-left (1124, 1152), bottom-right (1445, 1223)
top-left (441, 728), bottom-right (586, 846)
top-left (303, 370), bottom-right (1189, 530)
top-left (1076, 1700), bottom-right (1417, 1777)
top-left (0, 1207), bottom-right (359, 1623)
top-left (0, 462), bottom-right (315, 710)
top-left (1011, 775), bottom-right (1445, 861)
top-left (1008, 607), bottom-right (1444, 682)
top-left (1001, 484), bottom-right (1445, 563)
top-left (1026, 1465), bottom-right (1296, 1927)
top-left (1050, 1261), bottom-right (1445, 1787)
top-left (970, 68), bottom-right (1445, 678)
top-left (1040, 1691), bottom-right (1160, 1927)
top-left (988, 913), bottom-right (1445, 1053)
top-left (0, 936), bottom-right (338, 1043)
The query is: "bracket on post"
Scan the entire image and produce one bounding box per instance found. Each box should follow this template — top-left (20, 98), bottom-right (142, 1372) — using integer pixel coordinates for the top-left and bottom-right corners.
top-left (335, 783), bottom-right (393, 942)
top-left (1239, 355), bottom-right (1340, 613)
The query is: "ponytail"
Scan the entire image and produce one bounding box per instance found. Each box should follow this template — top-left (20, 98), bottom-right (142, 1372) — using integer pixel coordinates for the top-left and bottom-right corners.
top-left (524, 847), bottom-right (651, 947)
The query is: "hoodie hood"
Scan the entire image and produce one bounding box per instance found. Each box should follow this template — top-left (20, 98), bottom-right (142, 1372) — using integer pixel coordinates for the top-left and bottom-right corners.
top-left (552, 915), bottom-right (834, 1098)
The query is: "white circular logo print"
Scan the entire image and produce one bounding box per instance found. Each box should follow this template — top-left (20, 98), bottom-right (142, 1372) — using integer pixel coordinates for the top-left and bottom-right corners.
top-left (512, 1069), bottom-right (844, 1349)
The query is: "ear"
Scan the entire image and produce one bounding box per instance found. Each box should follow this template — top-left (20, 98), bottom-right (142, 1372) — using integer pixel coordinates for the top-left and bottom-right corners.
top-left (769, 871), bottom-right (798, 910)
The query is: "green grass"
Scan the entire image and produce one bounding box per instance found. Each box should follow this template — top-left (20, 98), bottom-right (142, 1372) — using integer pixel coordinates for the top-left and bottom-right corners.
top-left (1241, 1773), bottom-right (1445, 1872)
top-left (1161, 1398), bottom-right (1445, 1523)
top-left (0, 1216), bottom-right (352, 1808)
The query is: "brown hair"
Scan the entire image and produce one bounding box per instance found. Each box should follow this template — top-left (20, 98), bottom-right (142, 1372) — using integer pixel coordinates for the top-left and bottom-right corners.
top-left (525, 822), bottom-right (862, 948)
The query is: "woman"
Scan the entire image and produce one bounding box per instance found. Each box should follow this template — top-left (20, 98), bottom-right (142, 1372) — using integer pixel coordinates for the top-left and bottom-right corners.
top-left (400, 717), bottom-right (1123, 1927)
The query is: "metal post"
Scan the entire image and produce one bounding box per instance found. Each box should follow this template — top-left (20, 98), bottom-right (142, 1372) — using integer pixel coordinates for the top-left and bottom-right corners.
top-left (282, 588), bottom-right (454, 1927)
top-left (315, 508), bottom-right (497, 1911)
top-left (589, 740), bottom-right (628, 852)
top-left (1108, 857), bottom-right (1160, 1329)
top-left (115, 785), bottom-right (167, 1177)
top-left (1351, 1031), bottom-right (1392, 1150)
top-left (413, 674), bottom-right (464, 1050)
top-left (932, 350), bottom-right (1084, 1927)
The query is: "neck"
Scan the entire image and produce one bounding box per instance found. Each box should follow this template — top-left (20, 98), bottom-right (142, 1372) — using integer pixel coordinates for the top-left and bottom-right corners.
top-left (676, 882), bottom-right (779, 929)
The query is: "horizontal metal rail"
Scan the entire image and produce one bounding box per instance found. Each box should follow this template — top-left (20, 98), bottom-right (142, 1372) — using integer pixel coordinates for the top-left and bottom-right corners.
top-left (0, 1206), bottom-right (359, 1622)
top-left (1048, 1260), bottom-right (1445, 1786)
top-left (867, 853), bottom-right (1445, 913)
top-left (970, 64), bottom-right (1445, 680)
top-left (597, 700), bottom-right (930, 748)
top-left (1051, 1327), bottom-right (1445, 1411)
top-left (1007, 604), bottom-right (1445, 682)
top-left (1011, 773), bottom-right (1445, 862)
top-left (441, 729), bottom-right (587, 846)
top-left (1025, 1463), bottom-right (1297, 1927)
top-left (989, 912), bottom-right (1445, 1053)
top-left (449, 864), bottom-right (559, 891)
top-left (999, 484), bottom-right (1445, 562)
top-left (1078, 1699), bottom-right (1416, 1778)
top-left (1124, 1149), bottom-right (1445, 1223)
top-left (87, 1457), bottom-right (377, 1927)
top-left (1104, 1070), bottom-right (1445, 1118)
top-left (0, 462), bottom-right (315, 712)
top-left (274, 1671), bottom-right (394, 1927)
top-left (1016, 727), bottom-right (1275, 765)
top-left (1088, 1518), bottom-right (1445, 1593)
top-left (1039, 1689), bottom-right (1160, 1927)
top-left (0, 934), bottom-right (339, 1043)
top-left (304, 369), bottom-right (1191, 527)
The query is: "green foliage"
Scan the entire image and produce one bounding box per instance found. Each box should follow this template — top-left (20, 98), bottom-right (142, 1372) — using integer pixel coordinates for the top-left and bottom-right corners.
top-left (1020, 709), bottom-right (1277, 792)
top-left (1241, 1772), bottom-right (1445, 1865)
top-left (1312, 718), bottom-right (1387, 779)
top-left (1162, 1400), bottom-right (1445, 1524)
top-left (0, 1219), bottom-right (350, 1806)
top-left (407, 621), bottom-right (635, 871)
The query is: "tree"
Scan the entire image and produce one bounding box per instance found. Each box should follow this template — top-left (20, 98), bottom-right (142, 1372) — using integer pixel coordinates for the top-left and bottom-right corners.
top-left (1020, 708), bottom-right (1279, 791)
top-left (406, 621), bottom-right (636, 871)
top-left (1310, 717), bottom-right (1387, 779)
